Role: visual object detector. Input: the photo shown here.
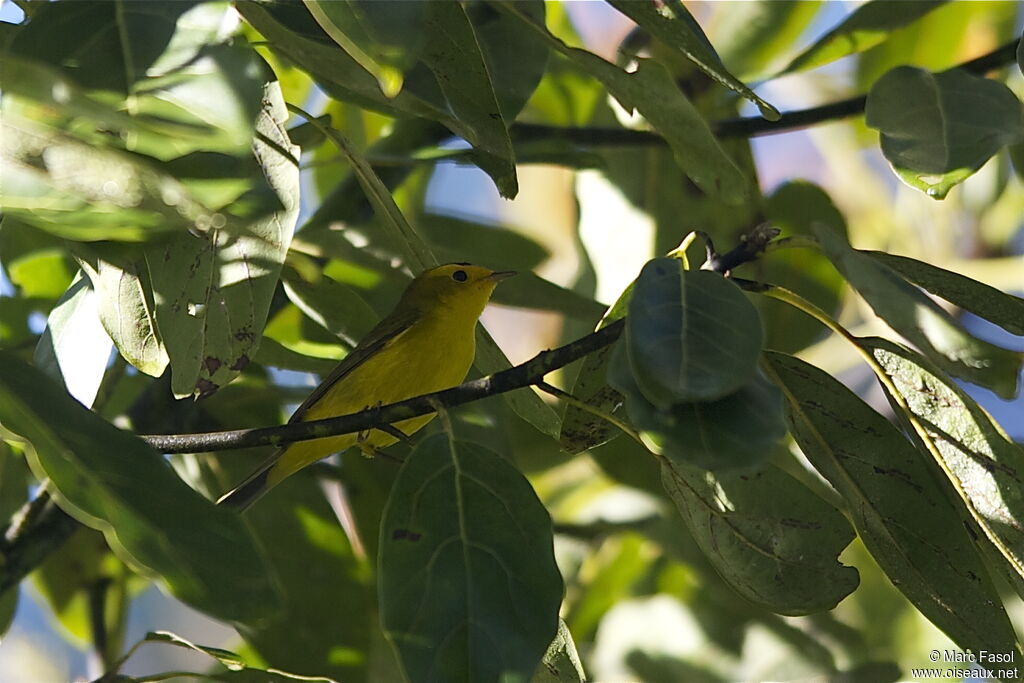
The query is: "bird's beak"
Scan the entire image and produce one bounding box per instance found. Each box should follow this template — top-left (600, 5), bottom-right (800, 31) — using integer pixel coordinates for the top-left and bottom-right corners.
top-left (488, 270), bottom-right (517, 282)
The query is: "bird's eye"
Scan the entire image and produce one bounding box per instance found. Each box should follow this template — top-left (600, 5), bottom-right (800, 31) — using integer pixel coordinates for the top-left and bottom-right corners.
top-left (452, 269), bottom-right (468, 282)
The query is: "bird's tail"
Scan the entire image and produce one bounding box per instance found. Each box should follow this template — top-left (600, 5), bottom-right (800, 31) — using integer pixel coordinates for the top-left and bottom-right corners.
top-left (217, 451), bottom-right (281, 511)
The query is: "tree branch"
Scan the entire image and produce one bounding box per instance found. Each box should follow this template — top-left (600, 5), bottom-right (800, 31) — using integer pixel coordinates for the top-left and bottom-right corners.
top-left (511, 38), bottom-right (1019, 145)
top-left (142, 319), bottom-right (626, 454)
top-left (0, 491), bottom-right (79, 596)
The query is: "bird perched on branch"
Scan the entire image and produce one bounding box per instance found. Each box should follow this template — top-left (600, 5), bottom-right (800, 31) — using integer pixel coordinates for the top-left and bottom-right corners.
top-left (218, 263), bottom-right (514, 510)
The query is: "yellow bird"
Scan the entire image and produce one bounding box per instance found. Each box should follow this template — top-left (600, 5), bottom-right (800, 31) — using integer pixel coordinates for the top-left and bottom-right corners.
top-left (218, 263), bottom-right (514, 510)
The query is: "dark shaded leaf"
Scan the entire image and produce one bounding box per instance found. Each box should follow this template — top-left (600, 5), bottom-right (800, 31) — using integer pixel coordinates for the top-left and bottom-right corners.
top-left (606, 0), bottom-right (779, 120)
top-left (495, 3), bottom-right (748, 204)
top-left (609, 340), bottom-right (785, 471)
top-left (0, 352), bottom-right (281, 621)
top-left (865, 66), bottom-right (1024, 198)
top-left (816, 226), bottom-right (1021, 398)
top-left (764, 351), bottom-right (1018, 655)
top-left (867, 251), bottom-right (1024, 336)
top-left (380, 434), bottom-right (562, 683)
top-left (626, 259), bottom-right (763, 406)
top-left (662, 458), bottom-right (858, 615)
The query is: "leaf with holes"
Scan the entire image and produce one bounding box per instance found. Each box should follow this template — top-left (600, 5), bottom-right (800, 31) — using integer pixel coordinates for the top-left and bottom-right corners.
top-left (379, 434), bottom-right (563, 683)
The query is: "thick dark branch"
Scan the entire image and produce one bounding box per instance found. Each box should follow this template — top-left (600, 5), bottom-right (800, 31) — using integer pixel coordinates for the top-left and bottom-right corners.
top-left (511, 38), bottom-right (1019, 145)
top-left (142, 319), bottom-right (626, 454)
top-left (0, 492), bottom-right (79, 596)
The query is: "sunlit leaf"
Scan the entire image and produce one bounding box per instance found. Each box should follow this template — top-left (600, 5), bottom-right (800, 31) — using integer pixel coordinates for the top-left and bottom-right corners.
top-left (816, 225), bottom-right (1022, 398)
top-left (781, 0), bottom-right (948, 73)
top-left (861, 337), bottom-right (1024, 593)
top-left (380, 434), bottom-right (562, 683)
top-left (530, 620), bottom-right (586, 683)
top-left (495, 3), bottom-right (748, 204)
top-left (606, 0), bottom-right (779, 120)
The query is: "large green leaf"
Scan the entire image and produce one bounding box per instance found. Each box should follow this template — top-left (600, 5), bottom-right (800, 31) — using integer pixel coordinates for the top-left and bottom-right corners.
top-left (860, 337), bottom-right (1024, 591)
top-left (231, 469), bottom-right (376, 681)
top-left (5, 0), bottom-right (197, 93)
top-left (76, 81), bottom-right (299, 398)
top-left (605, 0), bottom-right (779, 120)
top-left (816, 226), bottom-right (1021, 398)
top-left (609, 340), bottom-right (785, 471)
top-left (781, 0), bottom-right (948, 74)
top-left (495, 3), bottom-right (748, 204)
top-left (661, 458), bottom-right (858, 615)
top-left (865, 66), bottom-right (1024, 199)
top-left (626, 259), bottom-right (763, 406)
top-left (0, 351), bottom-right (280, 622)
top-left (379, 434), bottom-right (563, 683)
top-left (764, 351), bottom-right (1018, 655)
top-left (867, 251), bottom-right (1024, 336)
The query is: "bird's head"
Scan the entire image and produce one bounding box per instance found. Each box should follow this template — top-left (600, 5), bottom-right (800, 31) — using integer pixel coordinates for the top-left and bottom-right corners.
top-left (401, 263), bottom-right (515, 320)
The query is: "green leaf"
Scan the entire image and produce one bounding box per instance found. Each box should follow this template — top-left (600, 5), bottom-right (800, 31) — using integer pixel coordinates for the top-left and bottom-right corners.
top-left (302, 0), bottom-right (422, 97)
top-left (713, 1), bottom-right (823, 79)
top-left (75, 81), bottom-right (299, 398)
top-left (751, 181), bottom-right (846, 353)
top-left (626, 259), bottom-right (763, 406)
top-left (495, 3), bottom-right (748, 204)
top-left (605, 0), bottom-right (779, 120)
top-left (379, 434), bottom-right (563, 683)
top-left (0, 351), bottom-right (281, 621)
top-left (866, 251), bottom-right (1024, 336)
top-left (860, 337), bottom-right (1024, 594)
top-left (143, 631), bottom-right (246, 670)
top-left (493, 274), bottom-right (605, 321)
top-left (1, 114), bottom-right (223, 242)
top-left (609, 341), bottom-right (785, 471)
top-left (1018, 31), bottom-right (1024, 78)
top-left (5, 0), bottom-right (197, 93)
top-left (781, 0), bottom-right (948, 74)
top-left (417, 2), bottom-right (518, 197)
top-left (661, 458), bottom-right (859, 615)
top-left (418, 213), bottom-right (549, 272)
top-left (559, 283), bottom-right (633, 454)
top-left (530, 620), bottom-right (586, 683)
top-left (764, 351), bottom-right (1018, 655)
top-left (816, 226), bottom-right (1022, 398)
top-left (865, 66), bottom-right (1024, 199)
top-left (282, 266), bottom-right (379, 348)
top-left (32, 527), bottom-right (125, 646)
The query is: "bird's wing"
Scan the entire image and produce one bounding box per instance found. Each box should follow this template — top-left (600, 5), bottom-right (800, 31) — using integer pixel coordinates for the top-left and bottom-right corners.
top-left (287, 306), bottom-right (420, 423)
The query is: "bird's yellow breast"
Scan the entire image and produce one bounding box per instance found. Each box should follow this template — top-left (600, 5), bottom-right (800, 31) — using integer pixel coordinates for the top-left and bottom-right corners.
top-left (267, 310), bottom-right (477, 485)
